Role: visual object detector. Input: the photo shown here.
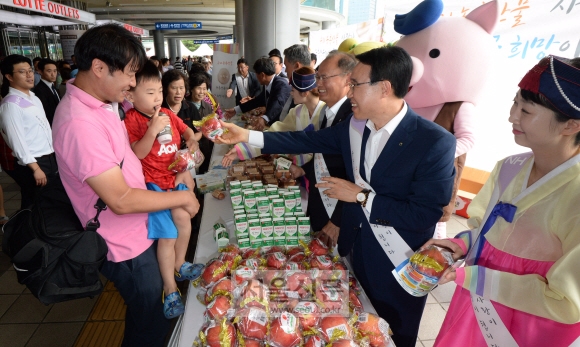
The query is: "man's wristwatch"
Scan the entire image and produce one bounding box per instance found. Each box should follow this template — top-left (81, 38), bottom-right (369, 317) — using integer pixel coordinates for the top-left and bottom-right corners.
top-left (356, 189), bottom-right (371, 207)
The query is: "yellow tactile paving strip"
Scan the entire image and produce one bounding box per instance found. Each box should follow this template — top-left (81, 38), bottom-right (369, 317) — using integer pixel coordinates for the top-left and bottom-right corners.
top-left (74, 281), bottom-right (126, 347)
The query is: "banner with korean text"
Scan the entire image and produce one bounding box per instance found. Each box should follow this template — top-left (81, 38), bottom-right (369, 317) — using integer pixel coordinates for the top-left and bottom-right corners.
top-left (212, 44), bottom-right (239, 110)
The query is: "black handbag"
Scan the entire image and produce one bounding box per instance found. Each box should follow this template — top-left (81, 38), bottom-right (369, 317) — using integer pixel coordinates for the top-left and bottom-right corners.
top-left (2, 175), bottom-right (108, 305)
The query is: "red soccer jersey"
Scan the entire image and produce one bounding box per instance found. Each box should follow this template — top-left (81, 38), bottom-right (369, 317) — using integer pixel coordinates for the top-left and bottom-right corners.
top-left (124, 107), bottom-right (189, 190)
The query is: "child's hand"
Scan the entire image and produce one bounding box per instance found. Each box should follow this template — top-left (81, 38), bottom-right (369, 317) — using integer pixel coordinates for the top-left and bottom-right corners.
top-left (186, 137), bottom-right (199, 152)
top-left (147, 106), bottom-right (170, 134)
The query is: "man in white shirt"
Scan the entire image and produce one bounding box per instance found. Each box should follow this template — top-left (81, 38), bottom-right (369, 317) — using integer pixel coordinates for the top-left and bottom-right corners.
top-left (0, 55), bottom-right (57, 209)
top-left (215, 46), bottom-right (456, 347)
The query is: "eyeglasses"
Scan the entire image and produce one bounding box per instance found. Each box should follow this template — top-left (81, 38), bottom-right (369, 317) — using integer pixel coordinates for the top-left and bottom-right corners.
top-left (15, 69), bottom-right (34, 76)
top-left (348, 80), bottom-right (385, 90)
top-left (314, 73), bottom-right (346, 82)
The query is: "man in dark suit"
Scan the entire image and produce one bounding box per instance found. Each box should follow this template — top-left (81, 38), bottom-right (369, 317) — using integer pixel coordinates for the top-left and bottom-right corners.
top-left (269, 53), bottom-right (288, 80)
top-left (290, 51), bottom-right (356, 248)
top-left (278, 44), bottom-right (311, 122)
top-left (33, 58), bottom-right (60, 126)
top-left (216, 46), bottom-right (456, 347)
top-left (226, 58), bottom-right (261, 106)
top-left (225, 57), bottom-right (291, 129)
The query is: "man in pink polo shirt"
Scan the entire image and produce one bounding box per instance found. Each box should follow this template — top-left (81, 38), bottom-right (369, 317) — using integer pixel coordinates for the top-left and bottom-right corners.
top-left (52, 24), bottom-right (200, 347)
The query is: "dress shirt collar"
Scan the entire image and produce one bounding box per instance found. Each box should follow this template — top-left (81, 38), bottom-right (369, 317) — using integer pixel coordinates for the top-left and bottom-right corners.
top-left (327, 95), bottom-right (348, 116)
top-left (41, 78), bottom-right (55, 89)
top-left (8, 86), bottom-right (34, 99)
top-left (366, 101), bottom-right (408, 135)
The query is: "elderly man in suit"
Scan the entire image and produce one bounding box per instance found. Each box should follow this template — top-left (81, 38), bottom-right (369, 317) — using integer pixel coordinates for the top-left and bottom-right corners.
top-left (226, 58), bottom-right (261, 106)
top-left (225, 57), bottom-right (291, 129)
top-left (33, 58), bottom-right (60, 126)
top-left (215, 46), bottom-right (456, 347)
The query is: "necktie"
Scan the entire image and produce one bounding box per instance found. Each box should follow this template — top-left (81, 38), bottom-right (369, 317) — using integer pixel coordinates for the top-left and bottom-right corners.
top-left (265, 89), bottom-right (270, 102)
top-left (359, 126), bottom-right (371, 181)
top-left (320, 114), bottom-right (327, 129)
top-left (52, 84), bottom-right (60, 101)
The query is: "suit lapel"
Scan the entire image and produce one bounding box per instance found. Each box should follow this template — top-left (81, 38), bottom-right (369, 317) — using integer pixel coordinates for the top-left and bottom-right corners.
top-left (370, 110), bottom-right (417, 181)
top-left (331, 99), bottom-right (352, 126)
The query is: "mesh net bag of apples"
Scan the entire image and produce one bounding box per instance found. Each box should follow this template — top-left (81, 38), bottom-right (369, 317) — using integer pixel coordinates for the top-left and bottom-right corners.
top-left (193, 239), bottom-right (398, 347)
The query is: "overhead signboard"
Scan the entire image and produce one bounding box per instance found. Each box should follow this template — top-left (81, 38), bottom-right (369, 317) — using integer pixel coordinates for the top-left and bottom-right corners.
top-left (155, 22), bottom-right (202, 30)
top-left (194, 39), bottom-right (219, 44)
top-left (0, 0), bottom-right (95, 23)
top-left (216, 34), bottom-right (233, 40)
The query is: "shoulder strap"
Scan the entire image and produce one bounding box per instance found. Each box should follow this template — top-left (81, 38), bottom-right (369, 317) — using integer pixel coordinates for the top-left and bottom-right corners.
top-left (85, 159), bottom-right (124, 232)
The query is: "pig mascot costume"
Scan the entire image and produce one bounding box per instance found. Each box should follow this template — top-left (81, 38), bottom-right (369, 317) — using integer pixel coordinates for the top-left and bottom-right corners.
top-left (395, 0), bottom-right (499, 238)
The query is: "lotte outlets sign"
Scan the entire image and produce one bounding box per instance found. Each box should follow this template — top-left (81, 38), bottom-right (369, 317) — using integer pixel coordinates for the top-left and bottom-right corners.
top-left (1, 0), bottom-right (96, 23)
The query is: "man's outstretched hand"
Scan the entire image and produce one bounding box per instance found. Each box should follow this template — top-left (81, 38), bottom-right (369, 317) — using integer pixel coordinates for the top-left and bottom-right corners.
top-left (214, 120), bottom-right (251, 145)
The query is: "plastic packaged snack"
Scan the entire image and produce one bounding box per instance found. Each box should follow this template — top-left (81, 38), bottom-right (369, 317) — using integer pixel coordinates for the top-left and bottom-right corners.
top-left (168, 148), bottom-right (205, 172)
top-left (193, 113), bottom-right (226, 141)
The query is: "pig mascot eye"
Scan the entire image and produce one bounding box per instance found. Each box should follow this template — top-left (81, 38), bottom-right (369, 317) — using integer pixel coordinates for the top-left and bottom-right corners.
top-left (429, 49), bottom-right (440, 58)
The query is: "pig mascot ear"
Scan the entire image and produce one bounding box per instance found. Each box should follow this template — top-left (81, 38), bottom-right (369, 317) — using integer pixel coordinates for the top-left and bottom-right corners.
top-left (466, 0), bottom-right (499, 34)
top-left (409, 56), bottom-right (424, 87)
top-left (394, 0), bottom-right (444, 35)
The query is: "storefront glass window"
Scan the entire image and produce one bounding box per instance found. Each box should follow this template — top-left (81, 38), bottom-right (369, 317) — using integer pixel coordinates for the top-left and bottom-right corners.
top-left (7, 30), bottom-right (22, 55)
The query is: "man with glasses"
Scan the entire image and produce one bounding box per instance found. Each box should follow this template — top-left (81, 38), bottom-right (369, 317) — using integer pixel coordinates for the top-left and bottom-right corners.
top-left (226, 58), bottom-right (261, 106)
top-left (215, 46), bottom-right (456, 347)
top-left (0, 54), bottom-right (56, 210)
top-left (269, 52), bottom-right (288, 80)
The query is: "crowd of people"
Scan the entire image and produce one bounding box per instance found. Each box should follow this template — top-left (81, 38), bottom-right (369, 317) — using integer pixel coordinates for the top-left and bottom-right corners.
top-left (1, 22), bottom-right (580, 347)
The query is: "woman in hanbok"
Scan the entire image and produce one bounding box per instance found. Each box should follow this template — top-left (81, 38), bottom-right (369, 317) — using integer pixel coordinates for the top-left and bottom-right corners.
top-left (425, 55), bottom-right (580, 346)
top-left (221, 67), bottom-right (325, 167)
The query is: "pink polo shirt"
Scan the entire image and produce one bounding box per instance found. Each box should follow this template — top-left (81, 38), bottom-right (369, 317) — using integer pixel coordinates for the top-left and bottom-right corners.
top-left (52, 81), bottom-right (153, 262)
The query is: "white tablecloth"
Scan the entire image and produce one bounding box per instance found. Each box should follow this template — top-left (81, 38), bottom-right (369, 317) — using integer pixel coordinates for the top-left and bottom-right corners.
top-left (169, 144), bottom-right (383, 347)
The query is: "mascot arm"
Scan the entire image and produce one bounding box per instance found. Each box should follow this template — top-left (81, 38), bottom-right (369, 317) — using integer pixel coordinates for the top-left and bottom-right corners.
top-left (453, 102), bottom-right (477, 158)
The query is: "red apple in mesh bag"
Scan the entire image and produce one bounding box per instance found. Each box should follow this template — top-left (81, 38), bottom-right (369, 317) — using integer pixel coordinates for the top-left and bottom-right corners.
top-left (200, 116), bottom-right (224, 141)
top-left (304, 335), bottom-right (324, 347)
top-left (284, 262), bottom-right (305, 271)
top-left (320, 316), bottom-right (352, 342)
top-left (239, 279), bottom-right (269, 309)
top-left (204, 320), bottom-right (237, 347)
top-left (240, 258), bottom-right (265, 270)
top-left (348, 290), bottom-right (363, 313)
top-left (286, 246), bottom-right (304, 257)
top-left (268, 312), bottom-right (302, 347)
top-left (244, 339), bottom-right (262, 347)
top-left (262, 270), bottom-right (286, 290)
top-left (267, 252), bottom-right (288, 269)
top-left (355, 312), bottom-right (391, 347)
top-left (234, 267), bottom-right (257, 286)
top-left (315, 283), bottom-right (344, 313)
top-left (285, 271), bottom-right (312, 298)
top-left (202, 259), bottom-right (227, 287)
top-left (242, 248), bottom-right (261, 259)
top-left (219, 252), bottom-right (240, 275)
top-left (263, 246), bottom-right (285, 255)
top-left (308, 238), bottom-right (329, 256)
top-left (205, 277), bottom-right (233, 304)
top-left (288, 252), bottom-right (306, 263)
top-left (310, 255), bottom-right (333, 270)
top-left (237, 307), bottom-right (269, 340)
top-left (331, 339), bottom-right (360, 347)
top-left (220, 243), bottom-right (241, 255)
top-left (289, 301), bottom-right (320, 330)
top-left (409, 245), bottom-right (453, 279)
top-left (205, 295), bottom-right (232, 320)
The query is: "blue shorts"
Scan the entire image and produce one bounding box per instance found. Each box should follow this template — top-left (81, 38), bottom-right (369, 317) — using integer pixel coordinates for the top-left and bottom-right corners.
top-left (146, 182), bottom-right (188, 240)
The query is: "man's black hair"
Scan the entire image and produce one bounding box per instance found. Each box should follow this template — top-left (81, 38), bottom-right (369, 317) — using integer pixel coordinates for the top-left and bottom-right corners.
top-left (253, 57), bottom-right (275, 76)
top-left (38, 58), bottom-right (57, 72)
top-left (355, 46), bottom-right (413, 99)
top-left (129, 60), bottom-right (161, 91)
top-left (32, 57), bottom-right (41, 64)
top-left (188, 72), bottom-right (209, 90)
top-left (237, 58), bottom-right (247, 66)
top-left (311, 53), bottom-right (317, 64)
top-left (0, 54), bottom-right (32, 97)
top-left (269, 48), bottom-right (281, 57)
top-left (270, 53), bottom-right (284, 65)
top-left (74, 24), bottom-right (147, 74)
top-left (162, 69), bottom-right (188, 100)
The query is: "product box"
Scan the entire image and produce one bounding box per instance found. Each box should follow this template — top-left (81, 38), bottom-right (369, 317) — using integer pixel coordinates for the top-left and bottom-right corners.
top-left (248, 218), bottom-right (262, 248)
top-left (271, 198), bottom-right (285, 218)
top-left (235, 214), bottom-right (249, 239)
top-left (254, 189), bottom-right (266, 198)
top-left (297, 217), bottom-right (311, 241)
top-left (237, 238), bottom-right (251, 249)
top-left (260, 218), bottom-right (274, 247)
top-left (244, 190), bottom-right (257, 212)
top-left (256, 196), bottom-right (271, 215)
top-left (229, 180), bottom-right (241, 190)
top-left (284, 192), bottom-right (296, 213)
top-left (195, 175), bottom-right (225, 194)
top-left (453, 190), bottom-right (475, 219)
top-left (273, 218), bottom-right (286, 246)
top-left (213, 223), bottom-right (230, 249)
top-left (230, 188), bottom-right (243, 208)
top-left (285, 217), bottom-right (298, 246)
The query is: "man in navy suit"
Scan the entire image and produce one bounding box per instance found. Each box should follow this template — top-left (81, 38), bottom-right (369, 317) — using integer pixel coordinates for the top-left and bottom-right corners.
top-left (226, 58), bottom-right (261, 106)
top-left (216, 46), bottom-right (456, 347)
top-left (224, 58), bottom-right (291, 129)
top-left (33, 58), bottom-right (60, 126)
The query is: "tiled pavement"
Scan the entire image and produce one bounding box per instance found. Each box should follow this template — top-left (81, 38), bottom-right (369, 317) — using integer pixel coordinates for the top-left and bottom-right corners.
top-left (0, 170), bottom-right (470, 347)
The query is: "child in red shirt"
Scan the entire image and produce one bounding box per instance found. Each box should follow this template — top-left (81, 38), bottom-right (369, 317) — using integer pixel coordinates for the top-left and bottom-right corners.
top-left (124, 61), bottom-right (203, 319)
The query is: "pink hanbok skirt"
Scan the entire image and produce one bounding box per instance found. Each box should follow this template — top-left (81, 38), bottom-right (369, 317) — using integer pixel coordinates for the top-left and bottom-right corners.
top-left (435, 242), bottom-right (580, 346)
